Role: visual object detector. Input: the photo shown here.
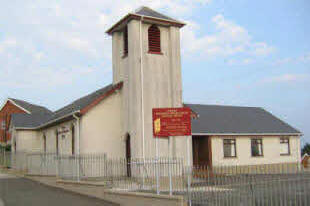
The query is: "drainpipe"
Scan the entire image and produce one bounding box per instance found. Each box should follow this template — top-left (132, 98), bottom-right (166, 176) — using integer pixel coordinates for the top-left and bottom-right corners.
top-left (139, 16), bottom-right (146, 190)
top-left (139, 16), bottom-right (145, 159)
top-left (73, 113), bottom-right (80, 181)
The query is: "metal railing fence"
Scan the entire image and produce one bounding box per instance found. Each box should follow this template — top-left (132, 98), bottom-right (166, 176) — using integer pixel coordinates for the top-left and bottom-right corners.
top-left (0, 150), bottom-right (27, 171)
top-left (2, 149), bottom-right (310, 206)
top-left (10, 152), bottom-right (28, 171)
top-left (185, 163), bottom-right (310, 206)
top-left (0, 149), bottom-right (11, 168)
top-left (57, 153), bottom-right (108, 180)
top-left (57, 155), bottom-right (184, 194)
top-left (27, 153), bottom-right (58, 176)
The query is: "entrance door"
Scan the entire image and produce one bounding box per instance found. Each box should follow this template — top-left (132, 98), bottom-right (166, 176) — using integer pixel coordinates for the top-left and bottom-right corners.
top-left (125, 134), bottom-right (131, 177)
top-left (192, 136), bottom-right (211, 167)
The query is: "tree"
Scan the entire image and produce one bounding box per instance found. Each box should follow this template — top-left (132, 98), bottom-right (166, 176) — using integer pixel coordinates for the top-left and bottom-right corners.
top-left (302, 143), bottom-right (310, 156)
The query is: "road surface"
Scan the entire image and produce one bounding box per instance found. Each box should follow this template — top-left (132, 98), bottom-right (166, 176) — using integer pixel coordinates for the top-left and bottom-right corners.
top-left (0, 172), bottom-right (117, 206)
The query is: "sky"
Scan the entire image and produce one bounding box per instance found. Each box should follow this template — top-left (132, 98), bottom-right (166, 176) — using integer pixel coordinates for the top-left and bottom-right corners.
top-left (0, 0), bottom-right (309, 144)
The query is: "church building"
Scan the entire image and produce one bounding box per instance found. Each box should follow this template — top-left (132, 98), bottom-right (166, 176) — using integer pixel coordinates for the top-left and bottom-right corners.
top-left (7, 7), bottom-right (302, 167)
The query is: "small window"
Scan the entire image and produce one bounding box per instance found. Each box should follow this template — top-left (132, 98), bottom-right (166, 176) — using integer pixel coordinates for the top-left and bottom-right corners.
top-left (223, 139), bottom-right (237, 158)
top-left (148, 25), bottom-right (161, 53)
top-left (251, 139), bottom-right (263, 157)
top-left (123, 26), bottom-right (128, 56)
top-left (280, 137), bottom-right (290, 155)
top-left (1, 120), bottom-right (5, 130)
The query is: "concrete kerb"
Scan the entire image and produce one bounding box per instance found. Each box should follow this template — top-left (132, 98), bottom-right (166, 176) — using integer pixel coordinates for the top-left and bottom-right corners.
top-left (57, 179), bottom-right (188, 206)
top-left (1, 168), bottom-right (187, 206)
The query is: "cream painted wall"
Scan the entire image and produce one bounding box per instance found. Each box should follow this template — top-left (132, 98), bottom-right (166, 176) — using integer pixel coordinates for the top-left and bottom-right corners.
top-left (80, 91), bottom-right (125, 157)
top-left (211, 136), bottom-right (301, 166)
top-left (14, 130), bottom-right (43, 153)
top-left (39, 120), bottom-right (75, 154)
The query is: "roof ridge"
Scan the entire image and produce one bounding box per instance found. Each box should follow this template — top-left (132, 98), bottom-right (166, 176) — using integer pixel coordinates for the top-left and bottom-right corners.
top-left (134, 6), bottom-right (178, 22)
top-left (8, 98), bottom-right (51, 111)
top-left (53, 84), bottom-right (113, 114)
top-left (185, 103), bottom-right (261, 109)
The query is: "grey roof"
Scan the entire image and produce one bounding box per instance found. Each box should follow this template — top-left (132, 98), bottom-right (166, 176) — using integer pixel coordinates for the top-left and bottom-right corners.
top-left (9, 98), bottom-right (52, 115)
top-left (11, 84), bottom-right (118, 129)
top-left (134, 6), bottom-right (178, 22)
top-left (48, 84), bottom-right (114, 122)
top-left (11, 113), bottom-right (52, 128)
top-left (186, 104), bottom-right (301, 135)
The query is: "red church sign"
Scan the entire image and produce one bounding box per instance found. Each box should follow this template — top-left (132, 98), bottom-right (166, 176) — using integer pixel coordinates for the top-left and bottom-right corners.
top-left (152, 107), bottom-right (192, 137)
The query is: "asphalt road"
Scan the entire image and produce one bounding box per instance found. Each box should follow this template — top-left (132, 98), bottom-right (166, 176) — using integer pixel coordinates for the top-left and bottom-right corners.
top-left (0, 173), bottom-right (117, 206)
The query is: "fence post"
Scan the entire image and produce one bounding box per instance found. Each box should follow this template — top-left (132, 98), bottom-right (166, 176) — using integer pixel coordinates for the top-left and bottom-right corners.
top-left (169, 158), bottom-right (173, 196)
top-left (77, 154), bottom-right (80, 181)
top-left (56, 154), bottom-right (59, 178)
top-left (187, 166), bottom-right (192, 206)
top-left (155, 137), bottom-right (160, 195)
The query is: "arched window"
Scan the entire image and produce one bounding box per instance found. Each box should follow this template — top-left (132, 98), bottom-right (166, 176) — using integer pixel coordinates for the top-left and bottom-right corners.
top-left (55, 130), bottom-right (59, 155)
top-left (71, 125), bottom-right (75, 155)
top-left (43, 134), bottom-right (47, 153)
top-left (148, 25), bottom-right (161, 53)
top-left (123, 26), bottom-right (128, 56)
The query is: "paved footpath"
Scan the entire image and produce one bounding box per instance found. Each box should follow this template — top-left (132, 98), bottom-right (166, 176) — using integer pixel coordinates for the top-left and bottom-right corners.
top-left (0, 171), bottom-right (118, 206)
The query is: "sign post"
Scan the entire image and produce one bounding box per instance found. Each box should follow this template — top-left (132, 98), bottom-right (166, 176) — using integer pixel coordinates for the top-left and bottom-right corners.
top-left (168, 136), bottom-right (172, 195)
top-left (155, 135), bottom-right (160, 195)
top-left (152, 107), bottom-right (192, 196)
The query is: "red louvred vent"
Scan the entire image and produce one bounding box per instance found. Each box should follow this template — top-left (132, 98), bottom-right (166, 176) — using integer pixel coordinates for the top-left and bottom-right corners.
top-left (123, 27), bottom-right (128, 56)
top-left (148, 25), bottom-right (161, 53)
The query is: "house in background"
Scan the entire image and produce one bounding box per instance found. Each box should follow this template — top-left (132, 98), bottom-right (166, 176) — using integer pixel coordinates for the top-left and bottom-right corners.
top-left (0, 98), bottom-right (52, 147)
top-left (187, 104), bottom-right (302, 167)
top-left (8, 7), bottom-right (302, 167)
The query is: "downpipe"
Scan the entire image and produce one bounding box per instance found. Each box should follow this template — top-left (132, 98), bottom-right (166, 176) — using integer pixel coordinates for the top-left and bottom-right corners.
top-left (73, 113), bottom-right (81, 181)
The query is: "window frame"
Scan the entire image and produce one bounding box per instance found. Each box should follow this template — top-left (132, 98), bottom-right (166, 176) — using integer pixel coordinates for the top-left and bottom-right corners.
top-left (148, 24), bottom-right (162, 54)
top-left (251, 138), bottom-right (264, 157)
top-left (1, 120), bottom-right (6, 130)
top-left (280, 137), bottom-right (290, 156)
top-left (223, 138), bottom-right (237, 158)
top-left (123, 26), bottom-right (128, 57)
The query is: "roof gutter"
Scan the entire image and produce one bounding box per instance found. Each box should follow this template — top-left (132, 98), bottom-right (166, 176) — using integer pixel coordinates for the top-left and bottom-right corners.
top-left (37, 110), bottom-right (81, 129)
top-left (13, 110), bottom-right (81, 131)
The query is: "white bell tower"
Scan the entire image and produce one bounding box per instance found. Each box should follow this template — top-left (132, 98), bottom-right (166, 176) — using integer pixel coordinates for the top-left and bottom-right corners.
top-left (106, 7), bottom-right (189, 160)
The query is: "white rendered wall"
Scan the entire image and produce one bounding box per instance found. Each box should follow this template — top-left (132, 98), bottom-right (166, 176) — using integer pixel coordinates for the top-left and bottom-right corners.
top-left (211, 136), bottom-right (301, 166)
top-left (80, 91), bottom-right (125, 157)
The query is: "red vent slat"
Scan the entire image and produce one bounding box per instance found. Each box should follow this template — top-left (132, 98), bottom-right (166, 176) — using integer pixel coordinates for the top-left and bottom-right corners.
top-left (148, 25), bottom-right (161, 53)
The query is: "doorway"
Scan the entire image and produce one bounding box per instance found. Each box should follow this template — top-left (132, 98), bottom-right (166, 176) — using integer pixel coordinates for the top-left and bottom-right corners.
top-left (125, 134), bottom-right (131, 177)
top-left (192, 136), bottom-right (212, 167)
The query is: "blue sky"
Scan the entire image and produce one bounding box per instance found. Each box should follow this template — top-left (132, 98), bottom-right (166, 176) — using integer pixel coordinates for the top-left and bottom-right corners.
top-left (0, 1), bottom-right (309, 144)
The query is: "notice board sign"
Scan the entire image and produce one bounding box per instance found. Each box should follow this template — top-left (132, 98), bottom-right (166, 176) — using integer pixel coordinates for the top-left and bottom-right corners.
top-left (152, 107), bottom-right (192, 137)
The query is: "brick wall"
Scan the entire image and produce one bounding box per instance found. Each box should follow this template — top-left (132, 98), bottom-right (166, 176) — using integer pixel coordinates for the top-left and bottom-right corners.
top-left (0, 101), bottom-right (27, 143)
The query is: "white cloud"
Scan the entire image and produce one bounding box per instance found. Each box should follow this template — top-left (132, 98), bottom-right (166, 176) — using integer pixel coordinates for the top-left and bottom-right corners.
top-left (0, 37), bottom-right (17, 53)
top-left (252, 42), bottom-right (275, 56)
top-left (299, 52), bottom-right (310, 63)
top-left (181, 14), bottom-right (275, 59)
top-left (274, 52), bottom-right (310, 65)
top-left (1, 1), bottom-right (215, 89)
top-left (228, 58), bottom-right (254, 65)
top-left (262, 74), bottom-right (309, 84)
